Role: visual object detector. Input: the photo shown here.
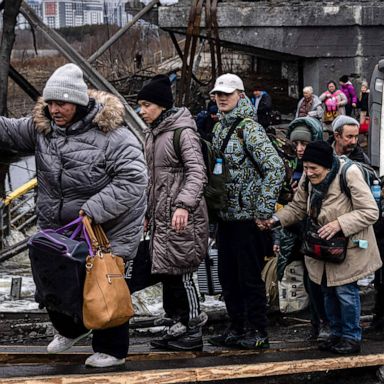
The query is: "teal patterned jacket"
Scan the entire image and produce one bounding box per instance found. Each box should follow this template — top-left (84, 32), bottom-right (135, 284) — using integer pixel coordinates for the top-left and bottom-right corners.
top-left (212, 97), bottom-right (285, 221)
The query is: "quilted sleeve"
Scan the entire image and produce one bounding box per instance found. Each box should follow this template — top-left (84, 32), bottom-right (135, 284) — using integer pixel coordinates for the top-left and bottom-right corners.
top-left (0, 116), bottom-right (37, 152)
top-left (81, 128), bottom-right (148, 223)
top-left (174, 128), bottom-right (207, 211)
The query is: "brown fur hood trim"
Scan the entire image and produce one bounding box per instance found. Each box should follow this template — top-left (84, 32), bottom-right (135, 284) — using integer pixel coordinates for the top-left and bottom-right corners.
top-left (32, 89), bottom-right (125, 135)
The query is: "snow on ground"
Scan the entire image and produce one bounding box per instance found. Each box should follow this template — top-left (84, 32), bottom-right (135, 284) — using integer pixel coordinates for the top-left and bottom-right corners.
top-left (0, 231), bottom-right (225, 314)
top-left (140, 0), bottom-right (178, 5)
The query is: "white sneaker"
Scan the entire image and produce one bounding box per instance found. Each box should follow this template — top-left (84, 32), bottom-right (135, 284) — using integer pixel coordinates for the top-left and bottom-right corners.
top-left (85, 352), bottom-right (125, 368)
top-left (47, 331), bottom-right (91, 354)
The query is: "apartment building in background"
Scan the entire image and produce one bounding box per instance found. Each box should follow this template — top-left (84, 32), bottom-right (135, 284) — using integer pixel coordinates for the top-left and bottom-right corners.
top-left (14, 0), bottom-right (130, 29)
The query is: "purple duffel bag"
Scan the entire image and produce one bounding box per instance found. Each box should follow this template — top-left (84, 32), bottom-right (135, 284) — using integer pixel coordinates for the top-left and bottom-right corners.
top-left (28, 217), bottom-right (89, 323)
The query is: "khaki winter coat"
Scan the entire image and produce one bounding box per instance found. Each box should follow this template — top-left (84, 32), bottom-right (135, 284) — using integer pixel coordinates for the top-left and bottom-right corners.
top-left (276, 159), bottom-right (382, 287)
top-left (145, 107), bottom-right (209, 275)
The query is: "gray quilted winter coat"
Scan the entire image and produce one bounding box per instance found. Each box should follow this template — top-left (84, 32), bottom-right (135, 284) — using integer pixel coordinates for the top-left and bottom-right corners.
top-left (0, 90), bottom-right (147, 260)
top-left (145, 107), bottom-right (209, 275)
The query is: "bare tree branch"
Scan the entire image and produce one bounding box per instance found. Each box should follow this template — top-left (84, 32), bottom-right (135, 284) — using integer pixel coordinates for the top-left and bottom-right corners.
top-left (0, 0), bottom-right (22, 116)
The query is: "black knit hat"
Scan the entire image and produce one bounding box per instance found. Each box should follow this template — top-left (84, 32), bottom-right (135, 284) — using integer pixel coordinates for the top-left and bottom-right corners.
top-left (302, 141), bottom-right (333, 169)
top-left (137, 74), bottom-right (173, 109)
top-left (339, 75), bottom-right (349, 83)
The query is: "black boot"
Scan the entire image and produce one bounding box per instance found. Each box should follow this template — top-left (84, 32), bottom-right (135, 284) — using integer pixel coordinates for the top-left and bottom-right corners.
top-left (150, 322), bottom-right (186, 350)
top-left (318, 335), bottom-right (340, 351)
top-left (208, 328), bottom-right (245, 348)
top-left (238, 330), bottom-right (270, 350)
top-left (167, 327), bottom-right (203, 351)
top-left (330, 338), bottom-right (361, 354)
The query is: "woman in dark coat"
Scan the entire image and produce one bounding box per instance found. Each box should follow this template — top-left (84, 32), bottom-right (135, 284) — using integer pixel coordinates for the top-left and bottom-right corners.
top-left (138, 75), bottom-right (209, 351)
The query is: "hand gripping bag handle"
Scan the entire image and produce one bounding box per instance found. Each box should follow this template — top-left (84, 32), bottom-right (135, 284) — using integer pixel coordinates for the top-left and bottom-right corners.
top-left (36, 217), bottom-right (85, 255)
top-left (55, 217), bottom-right (84, 239)
top-left (82, 216), bottom-right (111, 251)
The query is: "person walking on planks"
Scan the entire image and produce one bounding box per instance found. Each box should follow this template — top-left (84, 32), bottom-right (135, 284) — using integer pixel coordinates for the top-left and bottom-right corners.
top-left (0, 63), bottom-right (148, 367)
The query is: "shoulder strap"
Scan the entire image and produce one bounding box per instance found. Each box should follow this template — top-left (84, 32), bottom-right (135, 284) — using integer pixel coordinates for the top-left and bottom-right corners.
top-left (339, 160), bottom-right (376, 199)
top-left (173, 127), bottom-right (187, 164)
top-left (220, 117), bottom-right (243, 154)
top-left (339, 161), bottom-right (352, 199)
top-left (174, 118), bottom-right (243, 164)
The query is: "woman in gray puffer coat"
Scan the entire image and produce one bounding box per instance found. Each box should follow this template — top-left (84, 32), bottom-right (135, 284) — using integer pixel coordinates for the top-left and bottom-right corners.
top-left (0, 64), bottom-right (147, 368)
top-left (138, 75), bottom-right (209, 352)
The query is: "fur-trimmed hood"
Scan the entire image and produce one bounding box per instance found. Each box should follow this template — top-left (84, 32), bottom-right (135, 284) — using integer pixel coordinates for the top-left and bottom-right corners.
top-left (32, 89), bottom-right (125, 135)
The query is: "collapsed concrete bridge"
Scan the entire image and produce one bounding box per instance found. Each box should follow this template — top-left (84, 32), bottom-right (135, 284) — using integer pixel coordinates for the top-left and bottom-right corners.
top-left (158, 0), bottom-right (384, 96)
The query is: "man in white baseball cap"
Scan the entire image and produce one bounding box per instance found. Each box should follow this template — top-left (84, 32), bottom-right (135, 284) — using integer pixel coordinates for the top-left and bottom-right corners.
top-left (210, 73), bottom-right (245, 94)
top-left (210, 74), bottom-right (245, 114)
top-left (208, 73), bottom-right (285, 351)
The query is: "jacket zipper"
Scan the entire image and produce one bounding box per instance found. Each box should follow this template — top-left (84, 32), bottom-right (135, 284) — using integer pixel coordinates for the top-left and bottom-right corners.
top-left (150, 133), bottom-right (157, 257)
top-left (58, 150), bottom-right (65, 224)
top-left (58, 136), bottom-right (66, 224)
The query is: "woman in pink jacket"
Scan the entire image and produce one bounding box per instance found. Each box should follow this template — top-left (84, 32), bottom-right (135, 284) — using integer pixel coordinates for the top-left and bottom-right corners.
top-left (319, 81), bottom-right (348, 133)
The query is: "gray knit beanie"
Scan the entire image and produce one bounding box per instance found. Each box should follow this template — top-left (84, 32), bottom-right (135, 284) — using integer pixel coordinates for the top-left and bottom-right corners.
top-left (43, 63), bottom-right (89, 106)
top-left (289, 126), bottom-right (312, 142)
top-left (332, 115), bottom-right (359, 133)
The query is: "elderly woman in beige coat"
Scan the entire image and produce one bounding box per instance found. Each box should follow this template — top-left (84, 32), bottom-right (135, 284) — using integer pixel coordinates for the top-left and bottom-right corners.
top-left (137, 75), bottom-right (209, 352)
top-left (261, 141), bottom-right (381, 355)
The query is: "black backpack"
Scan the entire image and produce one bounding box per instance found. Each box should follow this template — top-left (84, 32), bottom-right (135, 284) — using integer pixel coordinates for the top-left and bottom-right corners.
top-left (173, 117), bottom-right (243, 214)
top-left (339, 158), bottom-right (380, 199)
top-left (236, 118), bottom-right (296, 205)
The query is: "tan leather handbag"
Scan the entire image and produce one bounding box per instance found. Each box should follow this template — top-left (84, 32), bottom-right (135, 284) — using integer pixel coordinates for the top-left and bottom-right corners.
top-left (82, 216), bottom-right (134, 330)
top-left (323, 110), bottom-right (339, 124)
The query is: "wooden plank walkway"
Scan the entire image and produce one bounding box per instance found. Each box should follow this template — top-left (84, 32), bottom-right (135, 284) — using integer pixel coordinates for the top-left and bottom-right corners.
top-left (1, 339), bottom-right (384, 383)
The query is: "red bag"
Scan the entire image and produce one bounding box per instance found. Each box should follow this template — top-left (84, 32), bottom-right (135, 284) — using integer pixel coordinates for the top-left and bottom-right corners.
top-left (360, 117), bottom-right (370, 134)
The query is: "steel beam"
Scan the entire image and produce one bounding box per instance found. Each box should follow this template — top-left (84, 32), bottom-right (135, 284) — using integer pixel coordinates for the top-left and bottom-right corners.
top-left (88, 0), bottom-right (160, 64)
top-left (19, 2), bottom-right (146, 143)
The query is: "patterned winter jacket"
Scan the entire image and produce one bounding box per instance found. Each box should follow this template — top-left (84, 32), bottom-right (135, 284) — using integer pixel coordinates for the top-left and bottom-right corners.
top-left (0, 90), bottom-right (148, 260)
top-left (212, 97), bottom-right (285, 221)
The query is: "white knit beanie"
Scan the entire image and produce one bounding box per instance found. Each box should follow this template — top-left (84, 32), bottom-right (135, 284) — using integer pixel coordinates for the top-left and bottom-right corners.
top-left (43, 63), bottom-right (89, 106)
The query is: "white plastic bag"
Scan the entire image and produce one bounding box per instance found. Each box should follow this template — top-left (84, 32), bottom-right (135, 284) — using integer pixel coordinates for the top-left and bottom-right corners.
top-left (278, 260), bottom-right (309, 313)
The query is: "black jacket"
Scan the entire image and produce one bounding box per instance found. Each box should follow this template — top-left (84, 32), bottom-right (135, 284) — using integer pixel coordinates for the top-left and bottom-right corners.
top-left (251, 92), bottom-right (272, 128)
top-left (328, 136), bottom-right (370, 165)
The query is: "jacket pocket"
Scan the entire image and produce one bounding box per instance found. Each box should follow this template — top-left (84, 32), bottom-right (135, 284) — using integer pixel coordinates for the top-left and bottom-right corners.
top-left (348, 229), bottom-right (368, 249)
top-left (167, 213), bottom-right (197, 269)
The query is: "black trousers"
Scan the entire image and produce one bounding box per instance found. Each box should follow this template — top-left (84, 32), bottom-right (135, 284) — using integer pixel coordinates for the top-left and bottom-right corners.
top-left (47, 310), bottom-right (129, 359)
top-left (127, 240), bottom-right (201, 326)
top-left (158, 273), bottom-right (201, 325)
top-left (345, 104), bottom-right (353, 116)
top-left (217, 219), bottom-right (267, 333)
top-left (303, 267), bottom-right (328, 328)
top-left (374, 237), bottom-right (384, 319)
top-left (129, 270), bottom-right (201, 326)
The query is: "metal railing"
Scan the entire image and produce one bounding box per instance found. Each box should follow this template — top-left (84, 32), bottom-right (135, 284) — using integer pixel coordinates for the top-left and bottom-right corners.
top-left (0, 178), bottom-right (37, 250)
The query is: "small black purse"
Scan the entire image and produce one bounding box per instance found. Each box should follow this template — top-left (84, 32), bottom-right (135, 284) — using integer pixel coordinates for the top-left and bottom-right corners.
top-left (302, 217), bottom-right (348, 264)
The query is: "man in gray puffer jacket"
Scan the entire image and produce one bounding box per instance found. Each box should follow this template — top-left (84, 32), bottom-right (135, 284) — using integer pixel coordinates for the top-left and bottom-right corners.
top-left (0, 63), bottom-right (147, 368)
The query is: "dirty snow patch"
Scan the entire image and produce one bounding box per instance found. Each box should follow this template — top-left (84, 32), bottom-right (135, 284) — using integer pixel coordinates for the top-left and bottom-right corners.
top-left (140, 0), bottom-right (178, 5)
